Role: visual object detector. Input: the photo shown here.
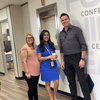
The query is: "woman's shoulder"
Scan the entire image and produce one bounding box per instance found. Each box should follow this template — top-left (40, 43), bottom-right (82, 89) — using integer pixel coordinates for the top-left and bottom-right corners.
top-left (51, 42), bottom-right (55, 46)
top-left (37, 44), bottom-right (40, 49)
top-left (21, 44), bottom-right (27, 51)
top-left (52, 42), bottom-right (54, 45)
top-left (37, 44), bottom-right (40, 47)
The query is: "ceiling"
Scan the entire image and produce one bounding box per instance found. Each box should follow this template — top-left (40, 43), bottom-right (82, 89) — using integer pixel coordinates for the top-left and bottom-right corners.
top-left (0, 0), bottom-right (28, 9)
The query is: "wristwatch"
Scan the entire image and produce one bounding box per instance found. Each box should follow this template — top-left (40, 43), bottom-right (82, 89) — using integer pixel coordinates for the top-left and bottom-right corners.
top-left (81, 58), bottom-right (85, 61)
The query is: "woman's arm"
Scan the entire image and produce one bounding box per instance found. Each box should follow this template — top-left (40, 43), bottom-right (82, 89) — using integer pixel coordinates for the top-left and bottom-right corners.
top-left (21, 50), bottom-right (29, 73)
top-left (37, 53), bottom-right (57, 61)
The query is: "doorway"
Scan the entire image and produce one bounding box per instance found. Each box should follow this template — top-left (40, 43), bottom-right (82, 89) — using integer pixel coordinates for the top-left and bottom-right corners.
top-left (0, 19), bottom-right (14, 75)
top-left (36, 3), bottom-right (59, 49)
top-left (36, 4), bottom-right (61, 84)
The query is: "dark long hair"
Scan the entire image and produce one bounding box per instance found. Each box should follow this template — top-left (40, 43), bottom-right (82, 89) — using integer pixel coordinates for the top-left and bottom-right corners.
top-left (39, 30), bottom-right (55, 52)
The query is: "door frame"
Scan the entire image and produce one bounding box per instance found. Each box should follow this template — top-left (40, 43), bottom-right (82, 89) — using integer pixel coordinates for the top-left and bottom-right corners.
top-left (0, 18), bottom-right (8, 75)
top-left (0, 17), bottom-right (18, 77)
top-left (36, 3), bottom-right (59, 49)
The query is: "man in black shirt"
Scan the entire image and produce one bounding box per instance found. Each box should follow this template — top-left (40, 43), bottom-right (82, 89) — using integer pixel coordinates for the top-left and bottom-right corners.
top-left (59, 13), bottom-right (91, 100)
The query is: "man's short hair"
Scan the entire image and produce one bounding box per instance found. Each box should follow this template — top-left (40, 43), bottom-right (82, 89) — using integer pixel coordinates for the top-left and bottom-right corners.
top-left (60, 13), bottom-right (69, 19)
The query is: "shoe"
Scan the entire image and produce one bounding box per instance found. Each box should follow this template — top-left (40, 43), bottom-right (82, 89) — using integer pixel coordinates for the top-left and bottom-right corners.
top-left (72, 97), bottom-right (78, 100)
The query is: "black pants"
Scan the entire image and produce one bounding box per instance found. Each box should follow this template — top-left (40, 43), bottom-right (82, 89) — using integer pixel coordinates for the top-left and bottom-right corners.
top-left (64, 53), bottom-right (91, 100)
top-left (23, 72), bottom-right (39, 100)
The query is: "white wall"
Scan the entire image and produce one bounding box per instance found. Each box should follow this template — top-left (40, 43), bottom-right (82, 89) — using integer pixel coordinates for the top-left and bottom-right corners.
top-left (10, 6), bottom-right (25, 77)
top-left (28, 0), bottom-right (67, 45)
top-left (21, 4), bottom-right (31, 35)
top-left (0, 4), bottom-right (31, 77)
top-left (0, 8), bottom-right (7, 21)
top-left (40, 9), bottom-right (57, 45)
top-left (9, 4), bottom-right (32, 77)
top-left (28, 0), bottom-right (100, 100)
top-left (0, 25), bottom-right (5, 73)
top-left (28, 0), bottom-right (71, 95)
top-left (0, 7), bottom-right (21, 76)
top-left (1, 22), bottom-right (8, 34)
top-left (67, 1), bottom-right (100, 100)
top-left (0, 8), bottom-right (8, 74)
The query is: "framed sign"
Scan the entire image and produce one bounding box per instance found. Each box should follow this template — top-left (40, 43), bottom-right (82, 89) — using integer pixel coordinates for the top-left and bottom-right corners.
top-left (41, 0), bottom-right (45, 6)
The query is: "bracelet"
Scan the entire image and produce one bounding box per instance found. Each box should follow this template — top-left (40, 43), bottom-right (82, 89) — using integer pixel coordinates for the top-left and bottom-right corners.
top-left (25, 72), bottom-right (29, 76)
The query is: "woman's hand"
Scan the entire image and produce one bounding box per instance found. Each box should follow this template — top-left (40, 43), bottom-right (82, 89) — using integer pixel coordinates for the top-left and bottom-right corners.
top-left (49, 55), bottom-right (57, 60)
top-left (37, 53), bottom-right (58, 61)
top-left (26, 73), bottom-right (31, 79)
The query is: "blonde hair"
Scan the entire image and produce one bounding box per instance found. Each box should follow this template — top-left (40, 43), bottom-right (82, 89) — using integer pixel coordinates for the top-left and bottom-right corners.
top-left (25, 33), bottom-right (37, 52)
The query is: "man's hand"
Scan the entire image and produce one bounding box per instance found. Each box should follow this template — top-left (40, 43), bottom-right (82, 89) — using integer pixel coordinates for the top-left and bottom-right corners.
top-left (79, 59), bottom-right (85, 69)
top-left (61, 61), bottom-right (65, 70)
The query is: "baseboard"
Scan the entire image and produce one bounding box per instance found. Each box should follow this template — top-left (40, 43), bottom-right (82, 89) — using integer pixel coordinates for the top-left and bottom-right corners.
top-left (0, 72), bottom-right (5, 75)
top-left (39, 84), bottom-right (84, 100)
top-left (15, 76), bottom-right (24, 80)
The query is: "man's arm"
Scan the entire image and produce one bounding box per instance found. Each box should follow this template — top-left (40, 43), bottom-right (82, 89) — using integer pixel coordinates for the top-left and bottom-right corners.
top-left (60, 53), bottom-right (65, 69)
top-left (76, 28), bottom-right (87, 51)
top-left (76, 28), bottom-right (87, 68)
top-left (59, 33), bottom-right (65, 69)
top-left (61, 53), bottom-right (64, 62)
top-left (79, 50), bottom-right (86, 68)
top-left (81, 50), bottom-right (86, 58)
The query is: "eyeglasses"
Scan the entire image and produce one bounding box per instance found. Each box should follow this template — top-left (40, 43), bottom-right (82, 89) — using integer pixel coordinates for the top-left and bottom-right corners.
top-left (43, 34), bottom-right (49, 36)
top-left (27, 37), bottom-right (33, 39)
